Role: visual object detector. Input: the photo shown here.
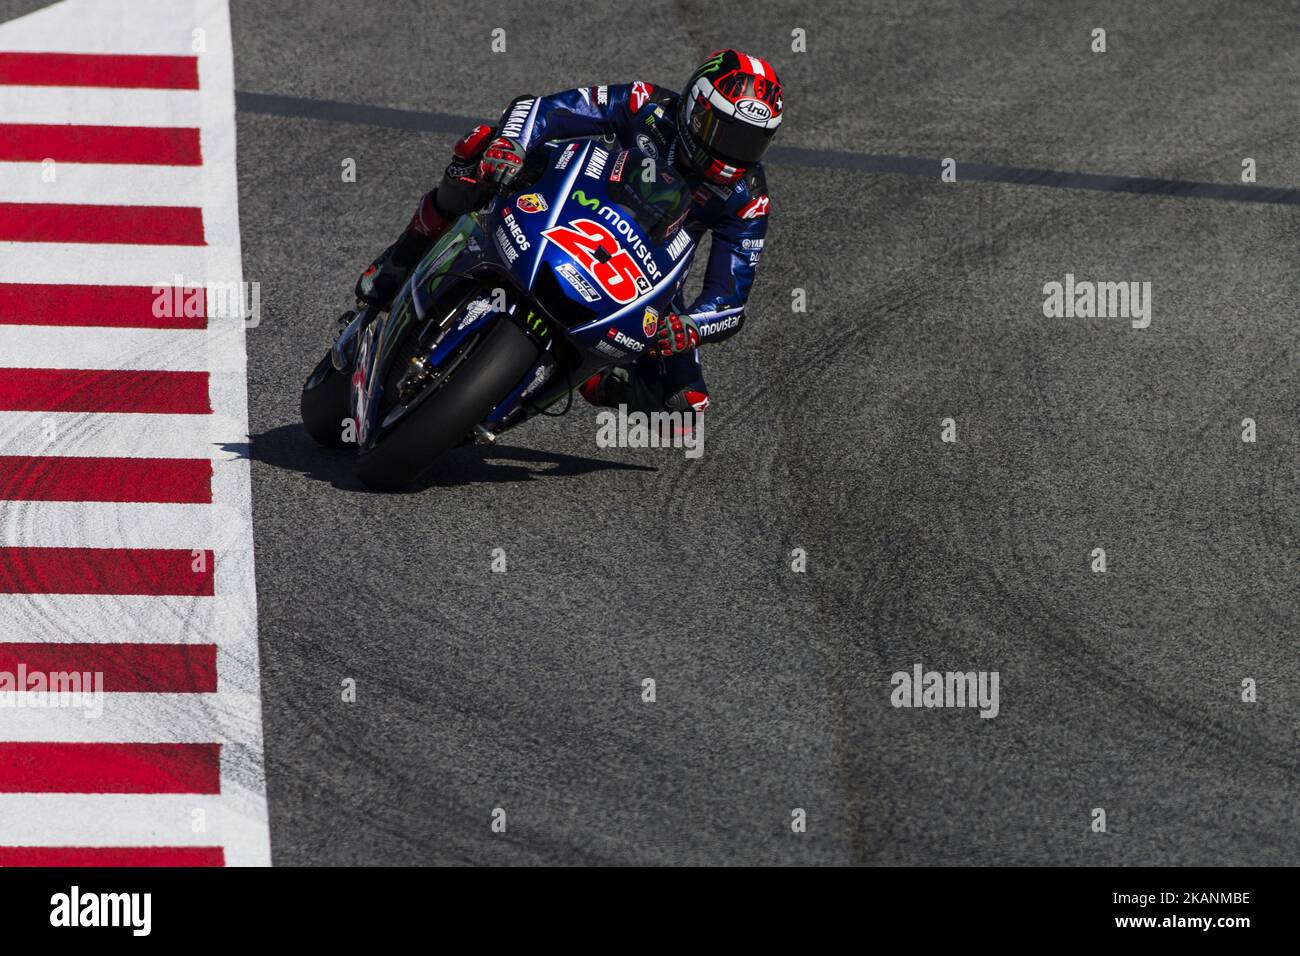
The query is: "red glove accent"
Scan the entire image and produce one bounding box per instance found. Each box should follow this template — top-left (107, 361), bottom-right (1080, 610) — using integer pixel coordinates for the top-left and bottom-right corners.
top-left (453, 124), bottom-right (494, 162)
top-left (478, 136), bottom-right (525, 191)
top-left (654, 312), bottom-right (700, 356)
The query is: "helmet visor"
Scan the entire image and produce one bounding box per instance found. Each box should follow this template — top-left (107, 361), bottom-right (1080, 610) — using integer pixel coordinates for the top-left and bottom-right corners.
top-left (691, 106), bottom-right (775, 167)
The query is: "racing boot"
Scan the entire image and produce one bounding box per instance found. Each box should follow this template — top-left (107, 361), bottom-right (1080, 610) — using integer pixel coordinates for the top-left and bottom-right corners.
top-left (354, 124), bottom-right (497, 309)
top-left (580, 367), bottom-right (709, 413)
top-left (579, 367), bottom-right (708, 440)
top-left (578, 367), bottom-right (630, 408)
top-left (354, 225), bottom-right (436, 308)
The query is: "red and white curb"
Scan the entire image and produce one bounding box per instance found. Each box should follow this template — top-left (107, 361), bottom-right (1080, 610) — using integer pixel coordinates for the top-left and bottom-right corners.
top-left (0, 0), bottom-right (269, 866)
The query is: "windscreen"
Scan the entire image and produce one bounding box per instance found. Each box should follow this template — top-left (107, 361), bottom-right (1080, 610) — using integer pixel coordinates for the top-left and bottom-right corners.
top-left (606, 149), bottom-right (691, 245)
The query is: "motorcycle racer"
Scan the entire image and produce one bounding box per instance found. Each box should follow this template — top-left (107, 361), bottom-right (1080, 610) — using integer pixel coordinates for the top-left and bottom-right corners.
top-left (355, 48), bottom-right (783, 418)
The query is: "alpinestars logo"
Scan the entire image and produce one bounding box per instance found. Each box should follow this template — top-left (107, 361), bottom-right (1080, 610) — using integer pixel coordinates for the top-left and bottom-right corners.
top-left (630, 80), bottom-right (654, 112)
top-left (738, 196), bottom-right (770, 219)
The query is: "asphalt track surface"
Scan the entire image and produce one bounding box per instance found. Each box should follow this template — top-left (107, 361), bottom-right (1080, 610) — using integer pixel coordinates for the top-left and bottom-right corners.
top-left (10, 0), bottom-right (1298, 865)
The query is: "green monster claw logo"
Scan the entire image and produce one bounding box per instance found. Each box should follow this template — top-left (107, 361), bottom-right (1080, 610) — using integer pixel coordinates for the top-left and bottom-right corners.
top-left (524, 309), bottom-right (548, 337)
top-left (698, 53), bottom-right (726, 75)
top-left (570, 190), bottom-right (600, 209)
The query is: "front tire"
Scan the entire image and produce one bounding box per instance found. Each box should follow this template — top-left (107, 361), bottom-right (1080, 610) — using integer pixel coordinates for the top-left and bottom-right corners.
top-left (300, 350), bottom-right (352, 448)
top-left (354, 318), bottom-right (539, 490)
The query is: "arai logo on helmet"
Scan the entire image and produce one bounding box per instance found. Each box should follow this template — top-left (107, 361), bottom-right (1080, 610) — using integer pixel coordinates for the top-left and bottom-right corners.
top-left (735, 98), bottom-right (772, 122)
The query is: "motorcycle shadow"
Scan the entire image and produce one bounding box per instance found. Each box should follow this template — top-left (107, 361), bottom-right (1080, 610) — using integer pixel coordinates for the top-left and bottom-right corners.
top-left (234, 423), bottom-right (657, 492)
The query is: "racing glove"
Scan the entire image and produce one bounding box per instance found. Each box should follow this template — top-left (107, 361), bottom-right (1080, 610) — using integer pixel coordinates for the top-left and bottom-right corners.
top-left (478, 136), bottom-right (525, 192)
top-left (434, 124), bottom-right (495, 216)
top-left (653, 312), bottom-right (700, 356)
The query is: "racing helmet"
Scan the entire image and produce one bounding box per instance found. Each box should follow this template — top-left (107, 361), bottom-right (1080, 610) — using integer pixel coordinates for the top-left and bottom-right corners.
top-left (676, 49), bottom-right (783, 185)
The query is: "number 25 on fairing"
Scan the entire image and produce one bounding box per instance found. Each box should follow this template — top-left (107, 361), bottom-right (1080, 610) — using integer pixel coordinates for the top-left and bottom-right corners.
top-left (540, 219), bottom-right (648, 304)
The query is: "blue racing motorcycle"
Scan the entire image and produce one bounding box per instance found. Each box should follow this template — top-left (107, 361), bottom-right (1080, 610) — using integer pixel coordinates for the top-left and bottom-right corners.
top-left (300, 138), bottom-right (696, 490)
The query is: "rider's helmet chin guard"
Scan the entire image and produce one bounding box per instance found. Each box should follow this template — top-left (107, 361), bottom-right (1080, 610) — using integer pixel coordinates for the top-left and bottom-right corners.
top-left (676, 48), bottom-right (783, 186)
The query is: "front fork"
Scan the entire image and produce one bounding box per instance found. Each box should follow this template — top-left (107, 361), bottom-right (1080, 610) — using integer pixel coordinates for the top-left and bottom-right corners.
top-left (331, 305), bottom-right (377, 372)
top-left (475, 342), bottom-right (562, 442)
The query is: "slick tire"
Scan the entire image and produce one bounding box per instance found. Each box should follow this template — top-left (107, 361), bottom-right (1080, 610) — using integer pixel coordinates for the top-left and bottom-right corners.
top-left (300, 349), bottom-right (353, 449)
top-left (354, 318), bottom-right (538, 491)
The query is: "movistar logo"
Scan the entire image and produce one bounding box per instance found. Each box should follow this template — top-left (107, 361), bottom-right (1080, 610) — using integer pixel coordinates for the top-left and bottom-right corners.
top-left (570, 190), bottom-right (600, 209)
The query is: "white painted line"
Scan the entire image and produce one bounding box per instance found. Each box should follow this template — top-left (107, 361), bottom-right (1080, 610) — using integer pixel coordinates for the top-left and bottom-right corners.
top-left (0, 411), bottom-right (243, 459)
top-left (0, 164), bottom-right (205, 207)
top-left (0, 242), bottom-right (213, 287)
top-left (0, 0), bottom-right (224, 55)
top-left (0, 0), bottom-right (270, 866)
top-left (0, 87), bottom-right (200, 128)
top-left (0, 691), bottom-right (264, 743)
top-left (0, 793), bottom-right (268, 866)
top-left (0, 500), bottom-right (237, 549)
top-left (0, 325), bottom-right (247, 373)
top-left (0, 592), bottom-right (246, 644)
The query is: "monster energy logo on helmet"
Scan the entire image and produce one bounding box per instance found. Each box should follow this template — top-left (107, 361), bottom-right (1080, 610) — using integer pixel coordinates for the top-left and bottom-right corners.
top-left (676, 49), bottom-right (783, 180)
top-left (697, 52), bottom-right (726, 75)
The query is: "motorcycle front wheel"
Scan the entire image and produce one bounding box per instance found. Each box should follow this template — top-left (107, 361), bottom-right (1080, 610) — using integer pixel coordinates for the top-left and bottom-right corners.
top-left (354, 317), bottom-right (539, 491)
